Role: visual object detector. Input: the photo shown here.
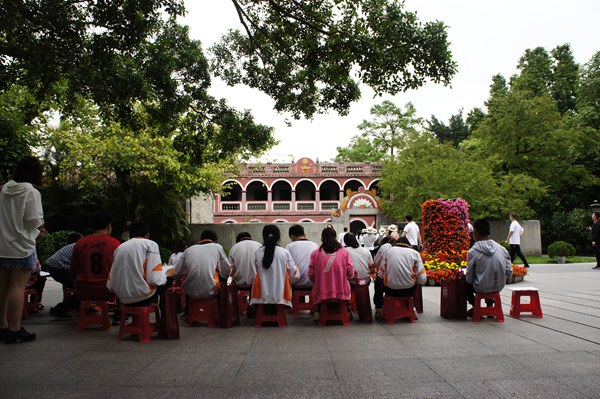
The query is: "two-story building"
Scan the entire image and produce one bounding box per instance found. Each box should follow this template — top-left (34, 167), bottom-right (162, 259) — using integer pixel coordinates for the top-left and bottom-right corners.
top-left (187, 157), bottom-right (389, 233)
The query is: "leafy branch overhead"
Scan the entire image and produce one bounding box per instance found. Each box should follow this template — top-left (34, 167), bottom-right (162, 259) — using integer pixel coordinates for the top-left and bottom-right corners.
top-left (211, 0), bottom-right (457, 118)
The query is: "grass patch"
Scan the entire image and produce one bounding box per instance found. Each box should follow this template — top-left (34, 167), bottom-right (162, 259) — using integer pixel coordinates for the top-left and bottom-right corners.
top-left (524, 255), bottom-right (595, 264)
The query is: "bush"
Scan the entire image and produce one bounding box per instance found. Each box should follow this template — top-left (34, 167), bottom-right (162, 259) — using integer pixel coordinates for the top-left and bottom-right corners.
top-left (37, 230), bottom-right (78, 264)
top-left (548, 241), bottom-right (576, 258)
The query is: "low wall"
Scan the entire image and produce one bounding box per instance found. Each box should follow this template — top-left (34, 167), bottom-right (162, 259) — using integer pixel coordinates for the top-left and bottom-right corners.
top-left (189, 220), bottom-right (542, 255)
top-left (190, 222), bottom-right (343, 251)
top-left (489, 220), bottom-right (541, 255)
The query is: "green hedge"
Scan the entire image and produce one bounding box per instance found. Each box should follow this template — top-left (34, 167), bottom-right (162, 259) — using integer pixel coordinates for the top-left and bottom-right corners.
top-left (548, 241), bottom-right (576, 258)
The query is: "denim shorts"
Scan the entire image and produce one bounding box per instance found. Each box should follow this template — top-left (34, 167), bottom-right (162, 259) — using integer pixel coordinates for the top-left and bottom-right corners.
top-left (0, 252), bottom-right (37, 270)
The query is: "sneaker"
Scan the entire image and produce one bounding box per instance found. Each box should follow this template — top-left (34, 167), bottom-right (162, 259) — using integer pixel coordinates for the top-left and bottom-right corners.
top-left (49, 307), bottom-right (72, 319)
top-left (374, 308), bottom-right (383, 320)
top-left (593, 266), bottom-right (600, 270)
top-left (466, 308), bottom-right (474, 318)
top-left (5, 327), bottom-right (36, 344)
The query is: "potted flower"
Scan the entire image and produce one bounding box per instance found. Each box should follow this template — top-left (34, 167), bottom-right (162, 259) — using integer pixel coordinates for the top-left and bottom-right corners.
top-left (547, 241), bottom-right (576, 264)
top-left (509, 265), bottom-right (528, 283)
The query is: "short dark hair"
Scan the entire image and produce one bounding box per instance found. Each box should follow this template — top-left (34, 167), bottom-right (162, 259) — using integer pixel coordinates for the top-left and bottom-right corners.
top-left (405, 215), bottom-right (413, 222)
top-left (594, 212), bottom-right (600, 220)
top-left (288, 224), bottom-right (305, 238)
top-left (509, 213), bottom-right (518, 219)
top-left (129, 221), bottom-right (149, 238)
top-left (473, 219), bottom-right (491, 236)
top-left (200, 229), bottom-right (218, 242)
top-left (91, 211), bottom-right (111, 231)
top-left (236, 231), bottom-right (252, 243)
top-left (398, 236), bottom-right (411, 246)
top-left (67, 232), bottom-right (83, 244)
top-left (343, 233), bottom-right (359, 249)
top-left (13, 156), bottom-right (43, 186)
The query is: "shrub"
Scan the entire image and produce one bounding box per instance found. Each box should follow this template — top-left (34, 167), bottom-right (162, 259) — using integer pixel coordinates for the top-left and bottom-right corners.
top-left (548, 241), bottom-right (576, 258)
top-left (37, 230), bottom-right (78, 264)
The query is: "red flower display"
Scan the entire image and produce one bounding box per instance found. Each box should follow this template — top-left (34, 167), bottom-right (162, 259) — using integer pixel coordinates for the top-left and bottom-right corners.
top-left (421, 198), bottom-right (471, 261)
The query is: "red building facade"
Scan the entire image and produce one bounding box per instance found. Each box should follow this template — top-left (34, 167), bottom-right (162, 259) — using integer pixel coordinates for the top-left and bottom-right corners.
top-left (214, 157), bottom-right (384, 231)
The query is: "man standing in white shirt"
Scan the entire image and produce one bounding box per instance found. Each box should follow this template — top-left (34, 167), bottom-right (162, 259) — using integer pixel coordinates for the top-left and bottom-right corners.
top-left (402, 215), bottom-right (422, 251)
top-left (506, 213), bottom-right (530, 268)
top-left (336, 227), bottom-right (348, 246)
top-left (286, 225), bottom-right (319, 289)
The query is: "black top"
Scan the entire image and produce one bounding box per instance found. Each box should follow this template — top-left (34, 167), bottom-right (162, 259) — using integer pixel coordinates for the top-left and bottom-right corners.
top-left (592, 221), bottom-right (600, 242)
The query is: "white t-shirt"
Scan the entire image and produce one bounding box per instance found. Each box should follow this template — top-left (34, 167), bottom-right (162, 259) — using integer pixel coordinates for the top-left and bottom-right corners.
top-left (337, 232), bottom-right (347, 246)
top-left (362, 233), bottom-right (377, 250)
top-left (108, 237), bottom-right (167, 304)
top-left (175, 241), bottom-right (230, 298)
top-left (403, 222), bottom-right (420, 246)
top-left (286, 239), bottom-right (319, 288)
top-left (346, 246), bottom-right (373, 281)
top-left (379, 245), bottom-right (426, 289)
top-left (509, 221), bottom-right (523, 245)
top-left (229, 239), bottom-right (262, 287)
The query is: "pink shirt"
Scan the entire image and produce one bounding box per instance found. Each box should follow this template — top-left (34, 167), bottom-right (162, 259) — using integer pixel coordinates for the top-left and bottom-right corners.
top-left (308, 247), bottom-right (354, 304)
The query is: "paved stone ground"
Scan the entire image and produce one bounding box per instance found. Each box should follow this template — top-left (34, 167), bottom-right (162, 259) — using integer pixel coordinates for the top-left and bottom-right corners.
top-left (1, 263), bottom-right (600, 398)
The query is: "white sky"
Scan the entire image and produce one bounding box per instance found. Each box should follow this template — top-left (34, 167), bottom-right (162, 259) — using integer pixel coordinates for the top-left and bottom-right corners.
top-left (181, 0), bottom-right (600, 163)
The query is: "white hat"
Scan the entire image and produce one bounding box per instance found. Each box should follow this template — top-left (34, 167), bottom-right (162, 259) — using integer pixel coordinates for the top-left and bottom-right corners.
top-left (388, 224), bottom-right (398, 232)
top-left (367, 227), bottom-right (377, 234)
top-left (379, 227), bottom-right (386, 235)
top-left (361, 228), bottom-right (367, 233)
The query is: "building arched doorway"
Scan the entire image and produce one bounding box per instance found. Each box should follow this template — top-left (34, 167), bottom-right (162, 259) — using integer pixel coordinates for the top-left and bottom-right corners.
top-left (350, 220), bottom-right (367, 235)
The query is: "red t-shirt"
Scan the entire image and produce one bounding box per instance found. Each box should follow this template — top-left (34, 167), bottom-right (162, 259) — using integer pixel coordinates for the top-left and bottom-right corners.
top-left (71, 234), bottom-right (120, 300)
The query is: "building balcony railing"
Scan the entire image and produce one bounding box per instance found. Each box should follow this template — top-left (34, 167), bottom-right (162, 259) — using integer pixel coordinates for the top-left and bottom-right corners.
top-left (272, 201), bottom-right (291, 211)
top-left (320, 202), bottom-right (339, 210)
top-left (247, 202), bottom-right (267, 211)
top-left (296, 202), bottom-right (315, 211)
top-left (221, 202), bottom-right (241, 211)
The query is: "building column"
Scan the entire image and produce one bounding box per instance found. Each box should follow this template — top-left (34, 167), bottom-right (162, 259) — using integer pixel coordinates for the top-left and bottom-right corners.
top-left (339, 189), bottom-right (345, 202)
top-left (267, 190), bottom-right (272, 211)
top-left (315, 190), bottom-right (320, 211)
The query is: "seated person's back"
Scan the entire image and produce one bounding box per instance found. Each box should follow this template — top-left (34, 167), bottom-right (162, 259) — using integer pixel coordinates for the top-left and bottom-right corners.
top-left (71, 212), bottom-right (120, 300)
top-left (309, 227), bottom-right (354, 304)
top-left (228, 232), bottom-right (261, 288)
top-left (108, 221), bottom-right (170, 305)
top-left (285, 224), bottom-right (319, 289)
top-left (250, 225), bottom-right (297, 307)
top-left (380, 238), bottom-right (426, 292)
top-left (175, 229), bottom-right (230, 299)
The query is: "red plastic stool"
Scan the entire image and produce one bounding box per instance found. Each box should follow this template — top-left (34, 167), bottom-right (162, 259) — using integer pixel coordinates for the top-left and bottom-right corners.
top-left (22, 288), bottom-right (40, 319)
top-left (319, 300), bottom-right (350, 326)
top-left (118, 304), bottom-right (160, 342)
top-left (413, 284), bottom-right (423, 314)
top-left (349, 286), bottom-right (358, 313)
top-left (187, 297), bottom-right (219, 327)
top-left (255, 304), bottom-right (287, 327)
top-left (76, 300), bottom-right (111, 332)
top-left (509, 287), bottom-right (543, 319)
top-left (473, 292), bottom-right (504, 322)
top-left (382, 295), bottom-right (416, 324)
top-left (291, 289), bottom-right (314, 315)
top-left (237, 289), bottom-right (251, 317)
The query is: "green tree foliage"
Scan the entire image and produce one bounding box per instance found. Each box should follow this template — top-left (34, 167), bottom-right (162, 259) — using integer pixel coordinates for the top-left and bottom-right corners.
top-left (578, 51), bottom-right (600, 130)
top-left (0, 85), bottom-right (40, 182)
top-left (550, 44), bottom-right (580, 115)
top-left (378, 135), bottom-right (545, 221)
top-left (211, 0), bottom-right (457, 119)
top-left (426, 109), bottom-right (470, 147)
top-left (335, 101), bottom-right (422, 162)
top-left (41, 98), bottom-right (274, 240)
